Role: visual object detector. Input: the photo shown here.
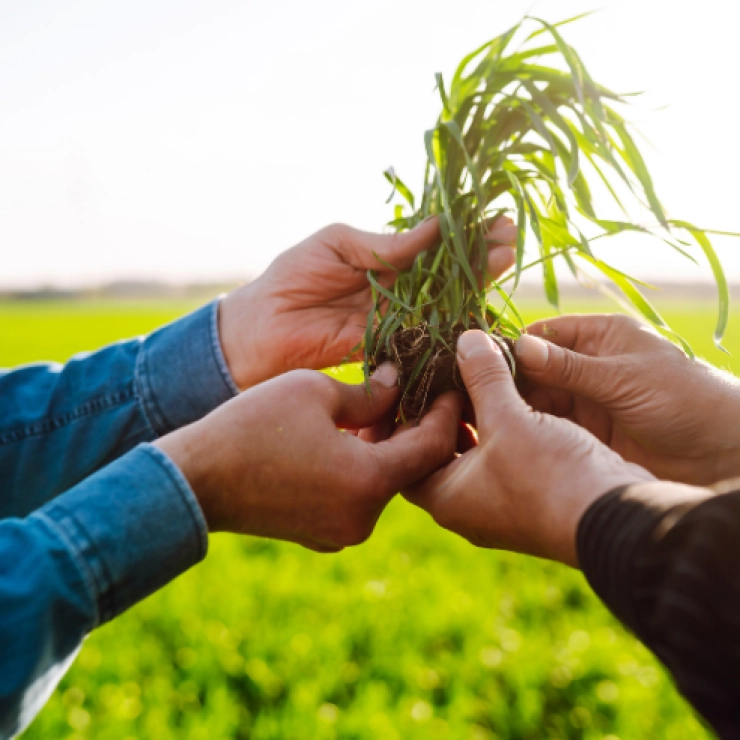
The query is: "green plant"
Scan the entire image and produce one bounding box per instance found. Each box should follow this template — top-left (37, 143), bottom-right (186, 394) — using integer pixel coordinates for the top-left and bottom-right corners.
top-left (362, 13), bottom-right (731, 417)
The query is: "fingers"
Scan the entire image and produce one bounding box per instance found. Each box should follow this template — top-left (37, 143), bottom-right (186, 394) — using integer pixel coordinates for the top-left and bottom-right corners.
top-left (486, 216), bottom-right (517, 279)
top-left (526, 314), bottom-right (599, 351)
top-left (515, 333), bottom-right (615, 403)
top-left (486, 216), bottom-right (517, 246)
top-left (369, 391), bottom-right (463, 494)
top-left (526, 313), bottom-right (638, 353)
top-left (357, 412), bottom-right (396, 444)
top-left (333, 216), bottom-right (518, 281)
top-left (336, 218), bottom-right (441, 272)
top-left (487, 246), bottom-right (517, 280)
top-left (456, 330), bottom-right (523, 437)
top-left (330, 363), bottom-right (400, 429)
top-left (478, 216), bottom-right (517, 286)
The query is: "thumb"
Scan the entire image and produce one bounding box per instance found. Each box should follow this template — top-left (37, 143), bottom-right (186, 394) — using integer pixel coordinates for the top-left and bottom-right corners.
top-left (515, 334), bottom-right (614, 402)
top-left (330, 363), bottom-right (400, 429)
top-left (457, 330), bottom-right (523, 437)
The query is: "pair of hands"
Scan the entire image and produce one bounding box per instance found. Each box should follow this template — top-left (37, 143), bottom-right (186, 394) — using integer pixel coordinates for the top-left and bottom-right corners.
top-left (156, 217), bottom-right (517, 551)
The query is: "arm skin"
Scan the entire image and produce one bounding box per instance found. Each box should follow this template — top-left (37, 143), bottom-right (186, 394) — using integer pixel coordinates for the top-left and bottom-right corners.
top-left (405, 330), bottom-right (740, 737)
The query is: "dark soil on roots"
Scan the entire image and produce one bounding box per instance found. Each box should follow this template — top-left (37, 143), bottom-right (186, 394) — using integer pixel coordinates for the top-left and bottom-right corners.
top-left (373, 323), bottom-right (514, 418)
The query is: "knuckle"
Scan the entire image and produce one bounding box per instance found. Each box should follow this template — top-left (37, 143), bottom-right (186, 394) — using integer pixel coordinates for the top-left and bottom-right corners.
top-left (284, 368), bottom-right (329, 393)
top-left (613, 313), bottom-right (639, 328)
top-left (321, 222), bottom-right (352, 243)
top-left (310, 369), bottom-right (339, 395)
top-left (281, 370), bottom-right (342, 408)
top-left (283, 368), bottom-right (315, 385)
top-left (385, 231), bottom-right (404, 251)
top-left (609, 313), bottom-right (641, 335)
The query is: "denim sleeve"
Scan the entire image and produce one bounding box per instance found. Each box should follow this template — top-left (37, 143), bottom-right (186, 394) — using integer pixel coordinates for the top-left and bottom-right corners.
top-left (0, 443), bottom-right (207, 740)
top-left (0, 301), bottom-right (238, 519)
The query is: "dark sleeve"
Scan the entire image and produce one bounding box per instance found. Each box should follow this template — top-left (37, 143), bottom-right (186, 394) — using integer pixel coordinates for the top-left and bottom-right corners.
top-left (577, 480), bottom-right (740, 739)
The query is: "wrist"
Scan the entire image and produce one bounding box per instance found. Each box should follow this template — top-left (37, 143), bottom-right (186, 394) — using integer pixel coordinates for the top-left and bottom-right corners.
top-left (154, 427), bottom-right (224, 532)
top-left (555, 462), bottom-right (656, 568)
top-left (218, 281), bottom-right (265, 391)
top-left (691, 364), bottom-right (740, 484)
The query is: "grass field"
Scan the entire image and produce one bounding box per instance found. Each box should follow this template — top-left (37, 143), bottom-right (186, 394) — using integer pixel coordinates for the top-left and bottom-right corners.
top-left (5, 294), bottom-right (732, 740)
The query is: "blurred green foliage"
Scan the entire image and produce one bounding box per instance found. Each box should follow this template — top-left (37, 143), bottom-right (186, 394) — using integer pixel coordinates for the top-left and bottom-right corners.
top-left (4, 297), bottom-right (728, 740)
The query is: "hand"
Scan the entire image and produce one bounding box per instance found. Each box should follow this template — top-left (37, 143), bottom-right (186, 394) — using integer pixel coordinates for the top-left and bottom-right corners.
top-left (404, 331), bottom-right (653, 566)
top-left (515, 314), bottom-right (740, 486)
top-left (155, 364), bottom-right (461, 552)
top-left (219, 217), bottom-right (517, 389)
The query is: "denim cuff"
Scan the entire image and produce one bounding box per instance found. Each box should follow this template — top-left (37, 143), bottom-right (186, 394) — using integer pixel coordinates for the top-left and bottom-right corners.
top-left (35, 444), bottom-right (208, 626)
top-left (135, 300), bottom-right (239, 436)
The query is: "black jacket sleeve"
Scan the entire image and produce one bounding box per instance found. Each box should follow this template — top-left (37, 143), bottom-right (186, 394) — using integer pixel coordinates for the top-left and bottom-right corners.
top-left (577, 479), bottom-right (740, 739)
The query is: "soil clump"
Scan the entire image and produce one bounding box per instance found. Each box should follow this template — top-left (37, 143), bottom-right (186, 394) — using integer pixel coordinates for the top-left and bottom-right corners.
top-left (373, 323), bottom-right (514, 418)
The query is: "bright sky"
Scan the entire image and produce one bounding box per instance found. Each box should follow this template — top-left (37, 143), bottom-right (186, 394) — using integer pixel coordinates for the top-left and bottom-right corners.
top-left (1, 0), bottom-right (739, 288)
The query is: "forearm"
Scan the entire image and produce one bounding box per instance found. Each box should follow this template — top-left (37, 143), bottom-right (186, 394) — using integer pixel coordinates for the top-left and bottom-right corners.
top-left (0, 444), bottom-right (207, 739)
top-left (0, 301), bottom-right (237, 518)
top-left (577, 480), bottom-right (740, 737)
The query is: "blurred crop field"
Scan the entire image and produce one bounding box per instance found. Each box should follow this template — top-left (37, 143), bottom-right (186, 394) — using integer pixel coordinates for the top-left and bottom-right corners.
top-left (5, 294), bottom-right (733, 740)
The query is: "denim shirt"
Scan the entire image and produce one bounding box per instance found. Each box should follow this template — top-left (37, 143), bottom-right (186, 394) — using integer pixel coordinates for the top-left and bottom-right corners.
top-left (0, 301), bottom-right (239, 739)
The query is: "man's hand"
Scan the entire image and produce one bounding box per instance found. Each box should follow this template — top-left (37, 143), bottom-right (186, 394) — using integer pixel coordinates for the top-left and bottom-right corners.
top-left (219, 217), bottom-right (517, 389)
top-left (404, 331), bottom-right (653, 567)
top-left (515, 314), bottom-right (740, 486)
top-left (155, 365), bottom-right (461, 552)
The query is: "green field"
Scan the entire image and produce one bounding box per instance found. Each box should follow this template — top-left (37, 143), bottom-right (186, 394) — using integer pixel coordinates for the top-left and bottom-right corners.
top-left (6, 295), bottom-right (732, 740)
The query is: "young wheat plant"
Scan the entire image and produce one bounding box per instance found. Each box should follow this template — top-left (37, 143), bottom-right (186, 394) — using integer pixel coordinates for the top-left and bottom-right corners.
top-left (362, 13), bottom-right (731, 417)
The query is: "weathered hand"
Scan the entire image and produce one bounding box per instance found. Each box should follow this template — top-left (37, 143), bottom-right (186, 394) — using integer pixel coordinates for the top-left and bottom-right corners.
top-left (218, 217), bottom-right (517, 389)
top-left (404, 331), bottom-right (652, 566)
top-left (155, 365), bottom-right (461, 552)
top-left (515, 314), bottom-right (740, 486)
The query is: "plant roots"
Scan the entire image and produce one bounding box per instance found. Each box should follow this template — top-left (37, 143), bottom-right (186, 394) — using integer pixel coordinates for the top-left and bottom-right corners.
top-left (373, 324), bottom-right (513, 418)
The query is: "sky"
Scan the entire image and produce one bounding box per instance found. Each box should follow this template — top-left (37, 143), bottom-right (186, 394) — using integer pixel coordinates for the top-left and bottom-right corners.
top-left (1, 0), bottom-right (739, 288)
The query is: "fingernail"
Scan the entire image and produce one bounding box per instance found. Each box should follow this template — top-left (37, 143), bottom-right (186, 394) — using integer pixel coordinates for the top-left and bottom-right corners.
top-left (372, 362), bottom-right (399, 388)
top-left (515, 334), bottom-right (549, 371)
top-left (457, 330), bottom-right (501, 360)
